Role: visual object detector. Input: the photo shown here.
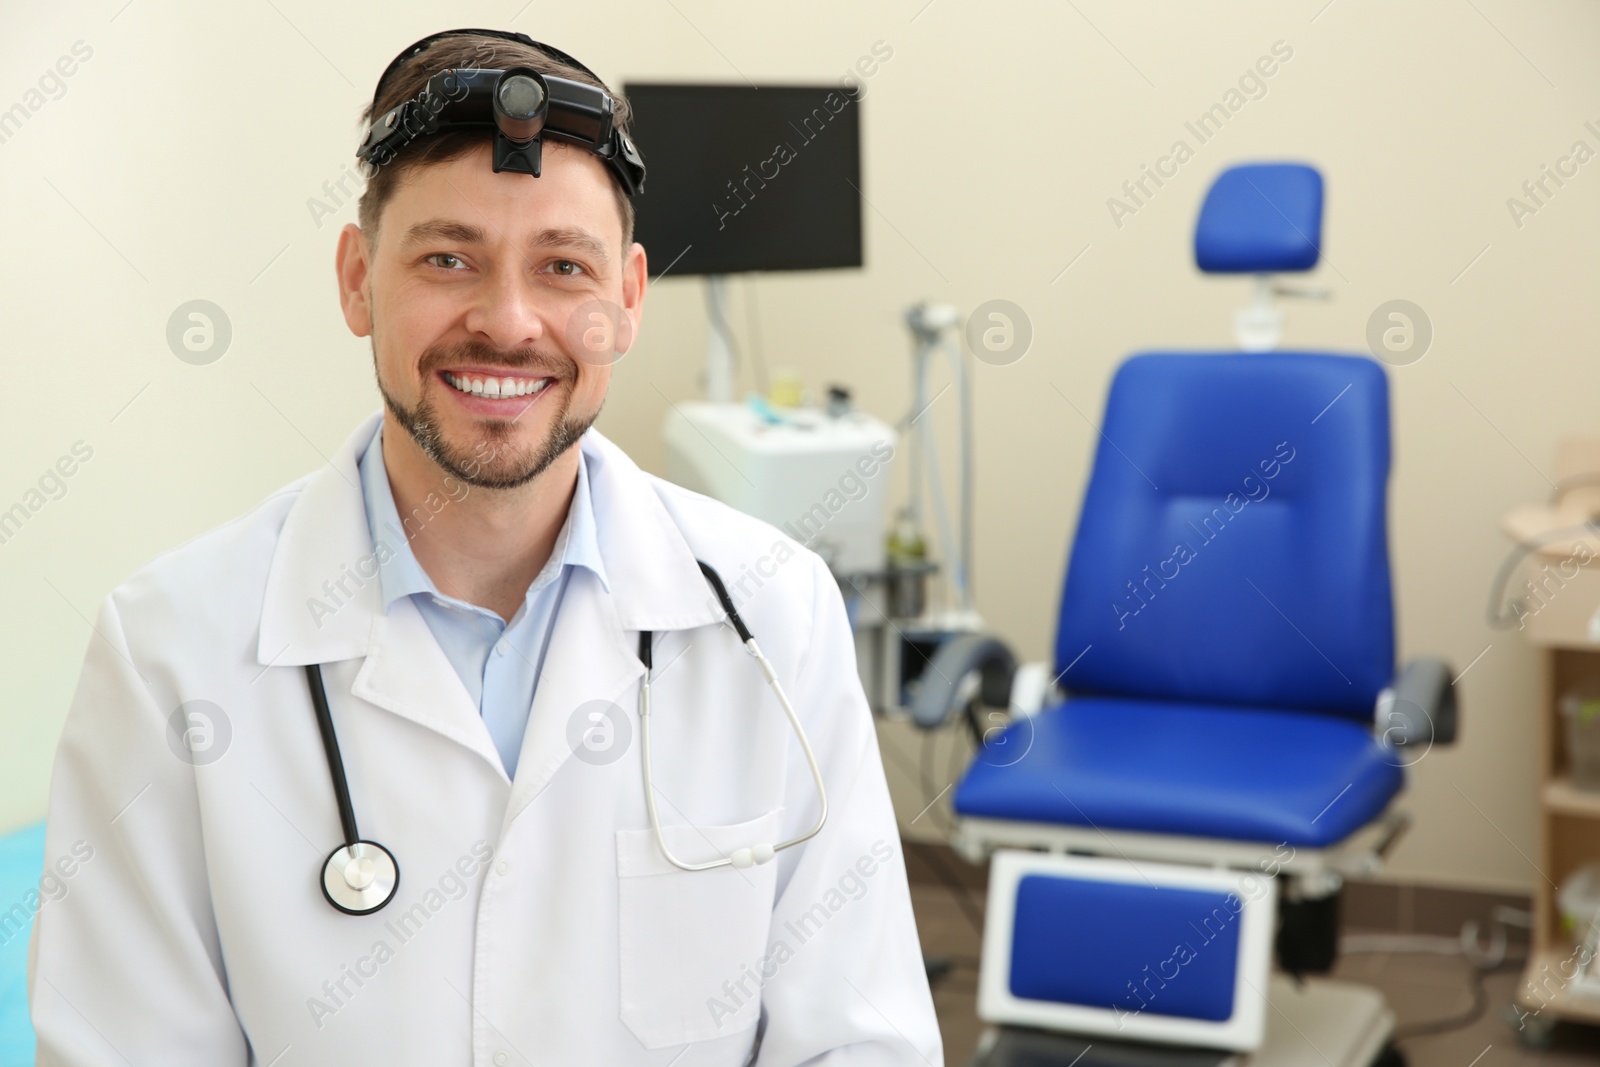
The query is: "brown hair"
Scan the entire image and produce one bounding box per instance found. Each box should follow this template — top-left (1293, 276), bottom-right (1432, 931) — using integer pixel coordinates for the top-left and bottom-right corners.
top-left (355, 33), bottom-right (635, 251)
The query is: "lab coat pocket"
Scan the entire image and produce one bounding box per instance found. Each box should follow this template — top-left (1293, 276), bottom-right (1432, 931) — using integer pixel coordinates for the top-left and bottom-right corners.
top-left (616, 807), bottom-right (786, 1049)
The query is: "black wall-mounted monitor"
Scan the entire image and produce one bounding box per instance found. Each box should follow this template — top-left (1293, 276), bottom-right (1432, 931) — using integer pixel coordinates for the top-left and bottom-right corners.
top-left (621, 83), bottom-right (863, 277)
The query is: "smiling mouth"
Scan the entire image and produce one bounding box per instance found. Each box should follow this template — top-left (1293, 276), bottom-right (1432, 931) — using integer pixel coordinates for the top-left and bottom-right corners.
top-left (440, 370), bottom-right (555, 399)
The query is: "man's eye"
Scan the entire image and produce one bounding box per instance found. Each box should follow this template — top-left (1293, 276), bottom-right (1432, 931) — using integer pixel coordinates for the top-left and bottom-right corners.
top-left (547, 260), bottom-right (584, 277)
top-left (425, 253), bottom-right (466, 270)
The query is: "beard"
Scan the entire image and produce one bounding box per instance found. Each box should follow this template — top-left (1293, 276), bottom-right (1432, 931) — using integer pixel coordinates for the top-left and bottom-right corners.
top-left (375, 336), bottom-right (600, 491)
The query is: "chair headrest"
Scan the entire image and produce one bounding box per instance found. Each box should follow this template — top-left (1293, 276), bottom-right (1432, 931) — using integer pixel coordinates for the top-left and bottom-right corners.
top-left (1194, 163), bottom-right (1323, 274)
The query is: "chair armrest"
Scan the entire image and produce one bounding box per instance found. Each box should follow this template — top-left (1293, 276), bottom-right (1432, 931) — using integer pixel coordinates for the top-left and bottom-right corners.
top-left (1376, 656), bottom-right (1459, 749)
top-left (908, 633), bottom-right (1016, 730)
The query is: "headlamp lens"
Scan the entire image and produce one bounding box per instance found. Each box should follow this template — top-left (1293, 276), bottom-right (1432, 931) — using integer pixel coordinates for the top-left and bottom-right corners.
top-left (495, 71), bottom-right (548, 144)
top-left (498, 74), bottom-right (546, 118)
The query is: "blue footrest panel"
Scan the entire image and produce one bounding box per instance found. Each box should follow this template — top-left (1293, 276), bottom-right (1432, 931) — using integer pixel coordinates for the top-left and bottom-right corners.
top-left (1011, 875), bottom-right (1240, 1022)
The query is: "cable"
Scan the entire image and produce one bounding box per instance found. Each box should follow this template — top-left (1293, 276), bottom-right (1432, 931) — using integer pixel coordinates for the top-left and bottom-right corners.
top-left (1485, 520), bottom-right (1600, 629)
top-left (889, 716), bottom-right (988, 940)
top-left (1342, 933), bottom-right (1471, 956)
top-left (1341, 915), bottom-right (1529, 1043)
top-left (1389, 955), bottom-right (1523, 1042)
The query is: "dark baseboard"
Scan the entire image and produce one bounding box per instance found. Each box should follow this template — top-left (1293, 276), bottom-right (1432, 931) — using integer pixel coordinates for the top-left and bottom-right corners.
top-left (1339, 880), bottom-right (1531, 939)
top-left (904, 841), bottom-right (1532, 940)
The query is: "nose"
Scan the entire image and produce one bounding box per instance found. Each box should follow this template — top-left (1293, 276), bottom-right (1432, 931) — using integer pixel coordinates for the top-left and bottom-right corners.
top-left (461, 259), bottom-right (550, 354)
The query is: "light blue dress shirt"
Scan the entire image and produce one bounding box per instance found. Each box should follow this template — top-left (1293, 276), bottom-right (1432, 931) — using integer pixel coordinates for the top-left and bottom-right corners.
top-left (357, 426), bottom-right (608, 779)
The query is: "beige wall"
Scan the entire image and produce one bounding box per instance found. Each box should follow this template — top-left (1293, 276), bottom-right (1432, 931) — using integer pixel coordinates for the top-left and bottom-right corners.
top-left (4, 0), bottom-right (1597, 895)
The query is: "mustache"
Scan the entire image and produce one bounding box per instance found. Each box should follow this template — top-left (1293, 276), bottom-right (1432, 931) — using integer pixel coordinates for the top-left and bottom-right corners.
top-left (418, 342), bottom-right (572, 380)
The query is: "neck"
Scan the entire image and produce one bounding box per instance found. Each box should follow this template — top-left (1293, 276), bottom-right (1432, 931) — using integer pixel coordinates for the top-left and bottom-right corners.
top-left (381, 415), bottom-right (579, 623)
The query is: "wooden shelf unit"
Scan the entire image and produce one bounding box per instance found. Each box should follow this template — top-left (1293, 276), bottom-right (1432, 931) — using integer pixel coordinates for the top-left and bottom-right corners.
top-left (1518, 646), bottom-right (1600, 1025)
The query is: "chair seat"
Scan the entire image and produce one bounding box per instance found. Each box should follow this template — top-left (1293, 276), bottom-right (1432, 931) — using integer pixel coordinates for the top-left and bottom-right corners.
top-left (953, 696), bottom-right (1404, 849)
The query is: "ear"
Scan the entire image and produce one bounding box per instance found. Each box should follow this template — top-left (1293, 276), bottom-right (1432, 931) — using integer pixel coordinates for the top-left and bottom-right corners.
top-left (335, 222), bottom-right (375, 337)
top-left (614, 241), bottom-right (647, 356)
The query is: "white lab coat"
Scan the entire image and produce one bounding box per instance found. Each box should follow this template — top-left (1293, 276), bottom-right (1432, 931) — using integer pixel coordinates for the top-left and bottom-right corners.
top-left (27, 412), bottom-right (942, 1066)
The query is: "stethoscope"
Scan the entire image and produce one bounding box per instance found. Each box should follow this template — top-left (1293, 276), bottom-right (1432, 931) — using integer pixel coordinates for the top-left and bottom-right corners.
top-left (305, 559), bottom-right (829, 915)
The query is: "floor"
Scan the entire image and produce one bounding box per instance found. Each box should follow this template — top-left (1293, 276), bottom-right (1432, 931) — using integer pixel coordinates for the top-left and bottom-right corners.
top-left (909, 881), bottom-right (1600, 1067)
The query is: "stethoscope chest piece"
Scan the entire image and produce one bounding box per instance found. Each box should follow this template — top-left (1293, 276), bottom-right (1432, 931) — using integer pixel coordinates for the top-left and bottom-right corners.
top-left (321, 840), bottom-right (399, 915)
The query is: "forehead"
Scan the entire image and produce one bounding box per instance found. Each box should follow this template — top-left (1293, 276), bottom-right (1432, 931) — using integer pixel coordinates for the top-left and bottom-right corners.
top-left (381, 140), bottom-right (622, 251)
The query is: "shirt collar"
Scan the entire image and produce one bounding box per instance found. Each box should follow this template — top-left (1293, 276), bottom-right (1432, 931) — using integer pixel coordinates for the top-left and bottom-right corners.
top-left (357, 424), bottom-right (610, 613)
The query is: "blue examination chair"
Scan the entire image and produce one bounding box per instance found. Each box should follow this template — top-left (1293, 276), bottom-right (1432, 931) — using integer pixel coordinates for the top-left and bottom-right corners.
top-left (916, 164), bottom-right (1458, 1066)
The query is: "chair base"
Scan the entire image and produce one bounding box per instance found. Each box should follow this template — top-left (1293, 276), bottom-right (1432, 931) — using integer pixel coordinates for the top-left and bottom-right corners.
top-left (972, 975), bottom-right (1394, 1067)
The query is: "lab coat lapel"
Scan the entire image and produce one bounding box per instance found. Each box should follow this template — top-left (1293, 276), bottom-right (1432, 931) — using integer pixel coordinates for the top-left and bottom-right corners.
top-left (352, 600), bottom-right (505, 773)
top-left (256, 411), bottom-right (503, 773)
top-left (502, 565), bottom-right (637, 817)
top-left (505, 429), bottom-right (726, 819)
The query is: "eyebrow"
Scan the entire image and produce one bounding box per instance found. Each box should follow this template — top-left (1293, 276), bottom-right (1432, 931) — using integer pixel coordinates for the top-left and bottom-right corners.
top-left (398, 219), bottom-right (610, 265)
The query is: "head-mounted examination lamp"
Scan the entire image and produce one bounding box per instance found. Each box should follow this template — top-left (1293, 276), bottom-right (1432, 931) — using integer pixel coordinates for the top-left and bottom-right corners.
top-left (356, 29), bottom-right (645, 196)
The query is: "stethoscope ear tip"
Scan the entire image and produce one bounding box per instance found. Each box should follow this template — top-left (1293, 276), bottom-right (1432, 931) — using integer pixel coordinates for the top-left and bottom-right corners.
top-left (728, 843), bottom-right (776, 869)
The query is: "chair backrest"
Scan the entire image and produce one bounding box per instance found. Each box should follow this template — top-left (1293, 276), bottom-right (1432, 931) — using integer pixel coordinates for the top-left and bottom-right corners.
top-left (1054, 351), bottom-right (1394, 719)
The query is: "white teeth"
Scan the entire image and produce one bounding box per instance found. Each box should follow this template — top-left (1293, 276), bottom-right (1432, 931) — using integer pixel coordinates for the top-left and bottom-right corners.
top-left (444, 372), bottom-right (552, 399)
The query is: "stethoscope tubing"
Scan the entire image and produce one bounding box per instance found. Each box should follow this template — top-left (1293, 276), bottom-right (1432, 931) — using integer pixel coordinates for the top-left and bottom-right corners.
top-left (636, 562), bottom-right (829, 872)
top-left (306, 663), bottom-right (361, 849)
top-left (306, 560), bottom-right (829, 910)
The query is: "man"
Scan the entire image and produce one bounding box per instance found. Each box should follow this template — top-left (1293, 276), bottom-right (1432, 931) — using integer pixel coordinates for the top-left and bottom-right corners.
top-left (28, 28), bottom-right (941, 1065)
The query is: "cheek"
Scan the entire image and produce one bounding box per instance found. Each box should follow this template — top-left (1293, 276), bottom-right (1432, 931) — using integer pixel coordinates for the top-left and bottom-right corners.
top-left (374, 328), bottom-right (429, 394)
top-left (372, 283), bottom-right (434, 366)
top-left (575, 362), bottom-right (612, 403)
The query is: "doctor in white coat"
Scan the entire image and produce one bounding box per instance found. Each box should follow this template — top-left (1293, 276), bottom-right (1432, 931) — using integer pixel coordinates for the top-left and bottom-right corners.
top-left (28, 28), bottom-right (942, 1066)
